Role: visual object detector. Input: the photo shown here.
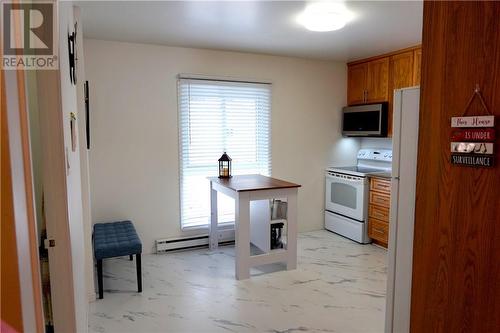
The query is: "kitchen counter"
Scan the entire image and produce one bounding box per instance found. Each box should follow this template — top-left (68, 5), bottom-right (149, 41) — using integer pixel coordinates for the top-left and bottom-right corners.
top-left (367, 172), bottom-right (392, 179)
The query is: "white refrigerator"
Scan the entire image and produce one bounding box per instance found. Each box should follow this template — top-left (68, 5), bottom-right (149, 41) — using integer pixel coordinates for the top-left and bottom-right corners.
top-left (385, 87), bottom-right (420, 333)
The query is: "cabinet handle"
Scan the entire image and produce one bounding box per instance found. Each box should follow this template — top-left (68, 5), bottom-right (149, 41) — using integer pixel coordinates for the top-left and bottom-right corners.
top-left (365, 90), bottom-right (368, 102)
top-left (373, 227), bottom-right (385, 234)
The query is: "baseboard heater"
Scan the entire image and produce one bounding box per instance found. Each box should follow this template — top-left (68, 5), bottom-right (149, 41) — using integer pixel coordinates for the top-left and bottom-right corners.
top-left (156, 229), bottom-right (235, 253)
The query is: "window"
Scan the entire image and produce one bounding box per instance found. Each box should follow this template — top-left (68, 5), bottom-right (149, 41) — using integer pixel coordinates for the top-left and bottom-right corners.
top-left (178, 77), bottom-right (271, 229)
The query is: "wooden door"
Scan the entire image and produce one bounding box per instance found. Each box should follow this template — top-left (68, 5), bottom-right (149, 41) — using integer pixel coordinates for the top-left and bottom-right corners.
top-left (411, 2), bottom-right (500, 332)
top-left (347, 63), bottom-right (367, 105)
top-left (2, 42), bottom-right (45, 333)
top-left (412, 48), bottom-right (422, 86)
top-left (1, 70), bottom-right (25, 333)
top-left (387, 51), bottom-right (414, 136)
top-left (366, 57), bottom-right (389, 103)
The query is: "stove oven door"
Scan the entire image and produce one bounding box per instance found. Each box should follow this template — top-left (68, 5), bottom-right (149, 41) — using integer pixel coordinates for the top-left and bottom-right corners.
top-left (325, 172), bottom-right (368, 221)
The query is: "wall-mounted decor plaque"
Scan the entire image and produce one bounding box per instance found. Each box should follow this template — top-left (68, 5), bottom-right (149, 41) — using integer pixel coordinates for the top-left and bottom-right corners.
top-left (451, 155), bottom-right (494, 167)
top-left (451, 142), bottom-right (494, 155)
top-left (451, 116), bottom-right (495, 128)
top-left (450, 128), bottom-right (495, 141)
top-left (450, 85), bottom-right (495, 168)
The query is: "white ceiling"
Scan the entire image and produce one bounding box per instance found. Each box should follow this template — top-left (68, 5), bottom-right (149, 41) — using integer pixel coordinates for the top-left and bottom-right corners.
top-left (77, 1), bottom-right (423, 62)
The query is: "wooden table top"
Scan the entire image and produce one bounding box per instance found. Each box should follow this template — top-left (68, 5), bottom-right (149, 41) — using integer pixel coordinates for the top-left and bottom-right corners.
top-left (208, 174), bottom-right (301, 192)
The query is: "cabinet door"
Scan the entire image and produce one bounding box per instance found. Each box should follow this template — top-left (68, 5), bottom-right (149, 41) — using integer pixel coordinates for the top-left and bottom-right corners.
top-left (391, 51), bottom-right (415, 89)
top-left (413, 48), bottom-right (422, 85)
top-left (368, 217), bottom-right (389, 246)
top-left (347, 63), bottom-right (367, 105)
top-left (366, 57), bottom-right (389, 103)
top-left (388, 51), bottom-right (414, 136)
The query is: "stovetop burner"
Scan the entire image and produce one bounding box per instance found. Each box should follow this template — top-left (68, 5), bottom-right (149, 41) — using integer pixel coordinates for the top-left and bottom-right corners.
top-left (331, 166), bottom-right (386, 174)
top-left (327, 148), bottom-right (393, 177)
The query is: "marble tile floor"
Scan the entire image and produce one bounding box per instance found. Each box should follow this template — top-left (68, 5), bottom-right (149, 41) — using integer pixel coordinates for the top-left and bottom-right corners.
top-left (89, 230), bottom-right (387, 333)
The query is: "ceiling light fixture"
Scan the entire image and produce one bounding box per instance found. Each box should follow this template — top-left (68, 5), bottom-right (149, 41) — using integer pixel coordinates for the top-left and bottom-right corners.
top-left (297, 2), bottom-right (354, 32)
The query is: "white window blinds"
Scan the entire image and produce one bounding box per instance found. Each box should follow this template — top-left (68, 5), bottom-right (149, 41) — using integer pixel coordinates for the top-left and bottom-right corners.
top-left (178, 78), bottom-right (271, 229)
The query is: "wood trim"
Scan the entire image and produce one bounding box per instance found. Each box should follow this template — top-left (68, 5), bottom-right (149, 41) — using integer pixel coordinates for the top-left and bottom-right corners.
top-left (1, 69), bottom-right (24, 333)
top-left (16, 68), bottom-right (45, 333)
top-left (347, 44), bottom-right (422, 66)
top-left (2, 14), bottom-right (44, 328)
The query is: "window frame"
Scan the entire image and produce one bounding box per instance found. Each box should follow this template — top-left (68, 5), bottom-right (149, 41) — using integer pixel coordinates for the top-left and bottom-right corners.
top-left (177, 75), bottom-right (272, 230)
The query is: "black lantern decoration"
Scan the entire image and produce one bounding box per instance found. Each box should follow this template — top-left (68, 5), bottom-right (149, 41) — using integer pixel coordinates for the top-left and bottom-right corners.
top-left (218, 152), bottom-right (232, 178)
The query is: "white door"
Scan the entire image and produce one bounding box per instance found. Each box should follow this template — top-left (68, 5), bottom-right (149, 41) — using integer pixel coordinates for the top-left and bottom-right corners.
top-left (34, 4), bottom-right (89, 332)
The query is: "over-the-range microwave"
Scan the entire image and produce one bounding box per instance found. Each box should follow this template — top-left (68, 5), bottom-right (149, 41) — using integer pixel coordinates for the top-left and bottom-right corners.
top-left (342, 102), bottom-right (388, 137)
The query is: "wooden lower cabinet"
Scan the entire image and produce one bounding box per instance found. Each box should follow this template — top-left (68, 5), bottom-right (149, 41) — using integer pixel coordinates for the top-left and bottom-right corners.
top-left (368, 177), bottom-right (391, 247)
top-left (368, 218), bottom-right (389, 247)
top-left (369, 204), bottom-right (390, 221)
top-left (369, 190), bottom-right (390, 208)
top-left (370, 177), bottom-right (391, 193)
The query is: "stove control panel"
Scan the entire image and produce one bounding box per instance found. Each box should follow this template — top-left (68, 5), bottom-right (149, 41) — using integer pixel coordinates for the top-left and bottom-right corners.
top-left (357, 149), bottom-right (392, 162)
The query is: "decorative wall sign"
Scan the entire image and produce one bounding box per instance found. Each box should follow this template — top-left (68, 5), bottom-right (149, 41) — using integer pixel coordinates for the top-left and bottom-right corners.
top-left (451, 142), bottom-right (493, 154)
top-left (450, 128), bottom-right (495, 141)
top-left (451, 155), bottom-right (494, 167)
top-left (450, 85), bottom-right (496, 168)
top-left (451, 115), bottom-right (495, 128)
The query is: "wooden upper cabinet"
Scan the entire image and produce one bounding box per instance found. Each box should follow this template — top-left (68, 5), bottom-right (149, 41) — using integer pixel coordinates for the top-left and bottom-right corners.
top-left (387, 51), bottom-right (415, 136)
top-left (347, 63), bottom-right (367, 105)
top-left (346, 45), bottom-right (422, 137)
top-left (413, 48), bottom-right (422, 85)
top-left (390, 51), bottom-right (415, 90)
top-left (366, 57), bottom-right (389, 103)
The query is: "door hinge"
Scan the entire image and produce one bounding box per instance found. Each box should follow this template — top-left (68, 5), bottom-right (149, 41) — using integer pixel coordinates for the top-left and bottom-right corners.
top-left (44, 239), bottom-right (56, 249)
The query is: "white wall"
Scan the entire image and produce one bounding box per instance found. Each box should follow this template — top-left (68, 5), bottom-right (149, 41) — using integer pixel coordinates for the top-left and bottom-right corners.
top-left (360, 137), bottom-right (393, 149)
top-left (84, 39), bottom-right (359, 253)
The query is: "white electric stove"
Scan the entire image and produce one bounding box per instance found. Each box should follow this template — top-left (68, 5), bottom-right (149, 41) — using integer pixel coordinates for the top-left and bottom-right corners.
top-left (325, 149), bottom-right (392, 243)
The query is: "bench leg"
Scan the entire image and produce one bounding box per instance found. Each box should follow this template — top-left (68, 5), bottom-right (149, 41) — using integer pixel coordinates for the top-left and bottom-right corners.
top-left (129, 254), bottom-right (133, 261)
top-left (97, 259), bottom-right (103, 299)
top-left (136, 253), bottom-right (142, 293)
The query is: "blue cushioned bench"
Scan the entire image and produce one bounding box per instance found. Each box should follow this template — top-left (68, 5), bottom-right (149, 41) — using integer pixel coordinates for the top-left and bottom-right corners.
top-left (93, 221), bottom-right (142, 299)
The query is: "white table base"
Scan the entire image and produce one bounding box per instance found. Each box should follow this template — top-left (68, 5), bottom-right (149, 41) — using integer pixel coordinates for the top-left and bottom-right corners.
top-left (209, 182), bottom-right (298, 280)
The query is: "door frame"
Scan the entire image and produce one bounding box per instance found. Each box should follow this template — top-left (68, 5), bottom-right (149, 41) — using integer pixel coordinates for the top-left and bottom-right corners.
top-left (3, 67), bottom-right (44, 333)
